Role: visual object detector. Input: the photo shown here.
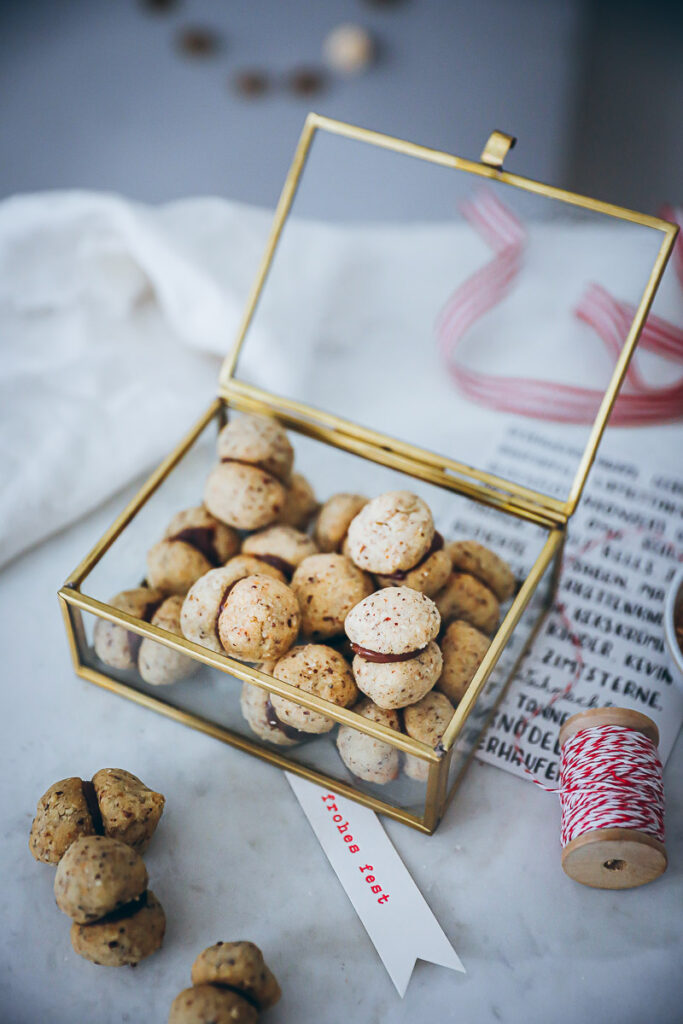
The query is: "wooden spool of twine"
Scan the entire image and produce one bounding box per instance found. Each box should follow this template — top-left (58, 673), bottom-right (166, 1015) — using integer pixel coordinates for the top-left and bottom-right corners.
top-left (558, 708), bottom-right (667, 890)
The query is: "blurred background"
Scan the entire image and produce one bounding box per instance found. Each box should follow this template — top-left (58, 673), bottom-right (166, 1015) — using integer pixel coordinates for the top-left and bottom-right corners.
top-left (1, 0), bottom-right (681, 216)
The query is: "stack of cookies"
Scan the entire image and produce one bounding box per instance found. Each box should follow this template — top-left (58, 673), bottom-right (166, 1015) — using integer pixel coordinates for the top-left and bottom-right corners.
top-left (169, 941), bottom-right (281, 1023)
top-left (29, 769), bottom-right (166, 965)
top-left (94, 414), bottom-right (515, 786)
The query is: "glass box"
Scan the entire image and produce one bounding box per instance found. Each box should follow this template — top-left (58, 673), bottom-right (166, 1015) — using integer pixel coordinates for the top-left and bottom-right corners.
top-left (58, 116), bottom-right (677, 833)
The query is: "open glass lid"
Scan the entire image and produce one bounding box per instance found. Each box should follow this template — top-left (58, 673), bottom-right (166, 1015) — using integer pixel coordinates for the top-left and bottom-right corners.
top-left (220, 115), bottom-right (677, 523)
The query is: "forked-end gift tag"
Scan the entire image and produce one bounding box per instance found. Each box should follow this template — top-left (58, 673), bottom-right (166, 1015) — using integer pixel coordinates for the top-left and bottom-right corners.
top-left (286, 773), bottom-right (465, 996)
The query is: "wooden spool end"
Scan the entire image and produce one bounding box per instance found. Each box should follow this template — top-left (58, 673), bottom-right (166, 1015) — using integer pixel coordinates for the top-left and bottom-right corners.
top-left (559, 707), bottom-right (666, 890)
top-left (559, 707), bottom-right (659, 750)
top-left (562, 828), bottom-right (667, 889)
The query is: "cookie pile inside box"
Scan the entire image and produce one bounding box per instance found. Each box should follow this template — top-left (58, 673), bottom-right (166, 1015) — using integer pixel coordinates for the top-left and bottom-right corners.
top-left (94, 414), bottom-right (515, 786)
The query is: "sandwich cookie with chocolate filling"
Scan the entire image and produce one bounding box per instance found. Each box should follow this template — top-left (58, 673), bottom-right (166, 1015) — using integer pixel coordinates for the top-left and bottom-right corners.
top-left (217, 413), bottom-right (294, 481)
top-left (55, 835), bottom-right (149, 924)
top-left (268, 645), bottom-right (358, 734)
top-left (218, 575), bottom-right (301, 662)
top-left (290, 553), bottom-right (374, 640)
top-left (70, 889), bottom-right (165, 967)
top-left (204, 414), bottom-right (293, 531)
top-left (437, 619), bottom-right (490, 704)
top-left (180, 559), bottom-right (286, 655)
top-left (240, 665), bottom-right (306, 748)
top-left (54, 836), bottom-right (165, 966)
top-left (346, 491), bottom-right (448, 594)
top-left (190, 940), bottom-right (281, 1011)
top-left (435, 571), bottom-right (500, 635)
top-left (138, 595), bottom-right (199, 686)
top-left (345, 586), bottom-right (442, 709)
top-left (29, 769), bottom-right (164, 863)
top-left (375, 530), bottom-right (452, 597)
top-left (403, 691), bottom-right (455, 782)
top-left (336, 698), bottom-right (402, 784)
top-left (446, 540), bottom-right (516, 602)
top-left (93, 587), bottom-right (165, 671)
top-left (94, 588), bottom-right (194, 684)
top-left (146, 506), bottom-right (240, 596)
top-left (315, 493), bottom-right (369, 553)
top-left (241, 524), bottom-right (318, 579)
top-left (169, 985), bottom-right (257, 1024)
top-left (169, 940), bottom-right (281, 1023)
top-left (279, 471), bottom-right (319, 529)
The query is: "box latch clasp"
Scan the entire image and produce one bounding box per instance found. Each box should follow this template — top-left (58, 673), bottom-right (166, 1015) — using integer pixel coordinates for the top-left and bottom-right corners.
top-left (480, 131), bottom-right (516, 170)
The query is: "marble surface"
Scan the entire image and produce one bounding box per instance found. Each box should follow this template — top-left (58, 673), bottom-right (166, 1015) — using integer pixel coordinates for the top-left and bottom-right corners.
top-left (2, 477), bottom-right (682, 1024)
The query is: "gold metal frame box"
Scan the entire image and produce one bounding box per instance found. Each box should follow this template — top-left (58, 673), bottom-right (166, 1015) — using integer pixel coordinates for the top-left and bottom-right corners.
top-left (59, 115), bottom-right (677, 834)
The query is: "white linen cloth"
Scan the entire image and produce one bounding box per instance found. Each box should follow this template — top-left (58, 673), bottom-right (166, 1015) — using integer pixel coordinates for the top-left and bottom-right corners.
top-left (0, 192), bottom-right (277, 567)
top-left (1, 191), bottom-right (680, 568)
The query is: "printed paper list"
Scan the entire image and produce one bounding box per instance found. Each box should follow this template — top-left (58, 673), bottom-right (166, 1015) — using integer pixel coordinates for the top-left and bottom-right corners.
top-left (448, 426), bottom-right (683, 783)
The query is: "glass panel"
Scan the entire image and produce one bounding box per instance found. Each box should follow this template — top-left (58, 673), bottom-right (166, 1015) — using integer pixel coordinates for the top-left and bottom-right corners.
top-left (445, 539), bottom-right (558, 803)
top-left (75, 405), bottom-right (552, 822)
top-left (76, 607), bottom-right (433, 819)
top-left (232, 126), bottom-right (668, 506)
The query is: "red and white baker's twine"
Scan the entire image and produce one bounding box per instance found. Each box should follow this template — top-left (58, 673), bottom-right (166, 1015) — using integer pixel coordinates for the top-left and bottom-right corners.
top-left (436, 195), bottom-right (683, 425)
top-left (500, 526), bottom-right (669, 847)
top-left (558, 725), bottom-right (665, 848)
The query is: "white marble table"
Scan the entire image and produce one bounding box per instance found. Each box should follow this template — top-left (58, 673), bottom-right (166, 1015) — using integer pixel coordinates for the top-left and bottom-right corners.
top-left (2, 478), bottom-right (681, 1024)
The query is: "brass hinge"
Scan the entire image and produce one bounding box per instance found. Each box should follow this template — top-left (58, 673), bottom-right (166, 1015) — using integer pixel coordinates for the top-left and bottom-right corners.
top-left (480, 130), bottom-right (517, 170)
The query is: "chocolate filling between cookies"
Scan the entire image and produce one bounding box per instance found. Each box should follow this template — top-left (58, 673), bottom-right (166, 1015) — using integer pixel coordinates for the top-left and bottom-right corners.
top-left (252, 553), bottom-right (295, 577)
top-left (81, 780), bottom-right (105, 836)
top-left (214, 580), bottom-right (240, 646)
top-left (264, 698), bottom-right (308, 741)
top-left (125, 632), bottom-right (143, 663)
top-left (220, 456), bottom-right (281, 480)
top-left (169, 526), bottom-right (222, 567)
top-left (383, 531), bottom-right (444, 581)
top-left (126, 597), bottom-right (165, 662)
top-left (208, 982), bottom-right (260, 1012)
top-left (350, 643), bottom-right (424, 664)
top-left (94, 890), bottom-right (149, 925)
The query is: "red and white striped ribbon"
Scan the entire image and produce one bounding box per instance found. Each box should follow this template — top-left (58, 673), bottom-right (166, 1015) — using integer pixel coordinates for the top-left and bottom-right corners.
top-left (558, 725), bottom-right (665, 847)
top-left (435, 191), bottom-right (524, 371)
top-left (437, 192), bottom-right (683, 426)
top-left (575, 284), bottom-right (683, 425)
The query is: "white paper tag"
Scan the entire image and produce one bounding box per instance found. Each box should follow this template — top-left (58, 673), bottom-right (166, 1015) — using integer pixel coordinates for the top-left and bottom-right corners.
top-left (286, 772), bottom-right (465, 996)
